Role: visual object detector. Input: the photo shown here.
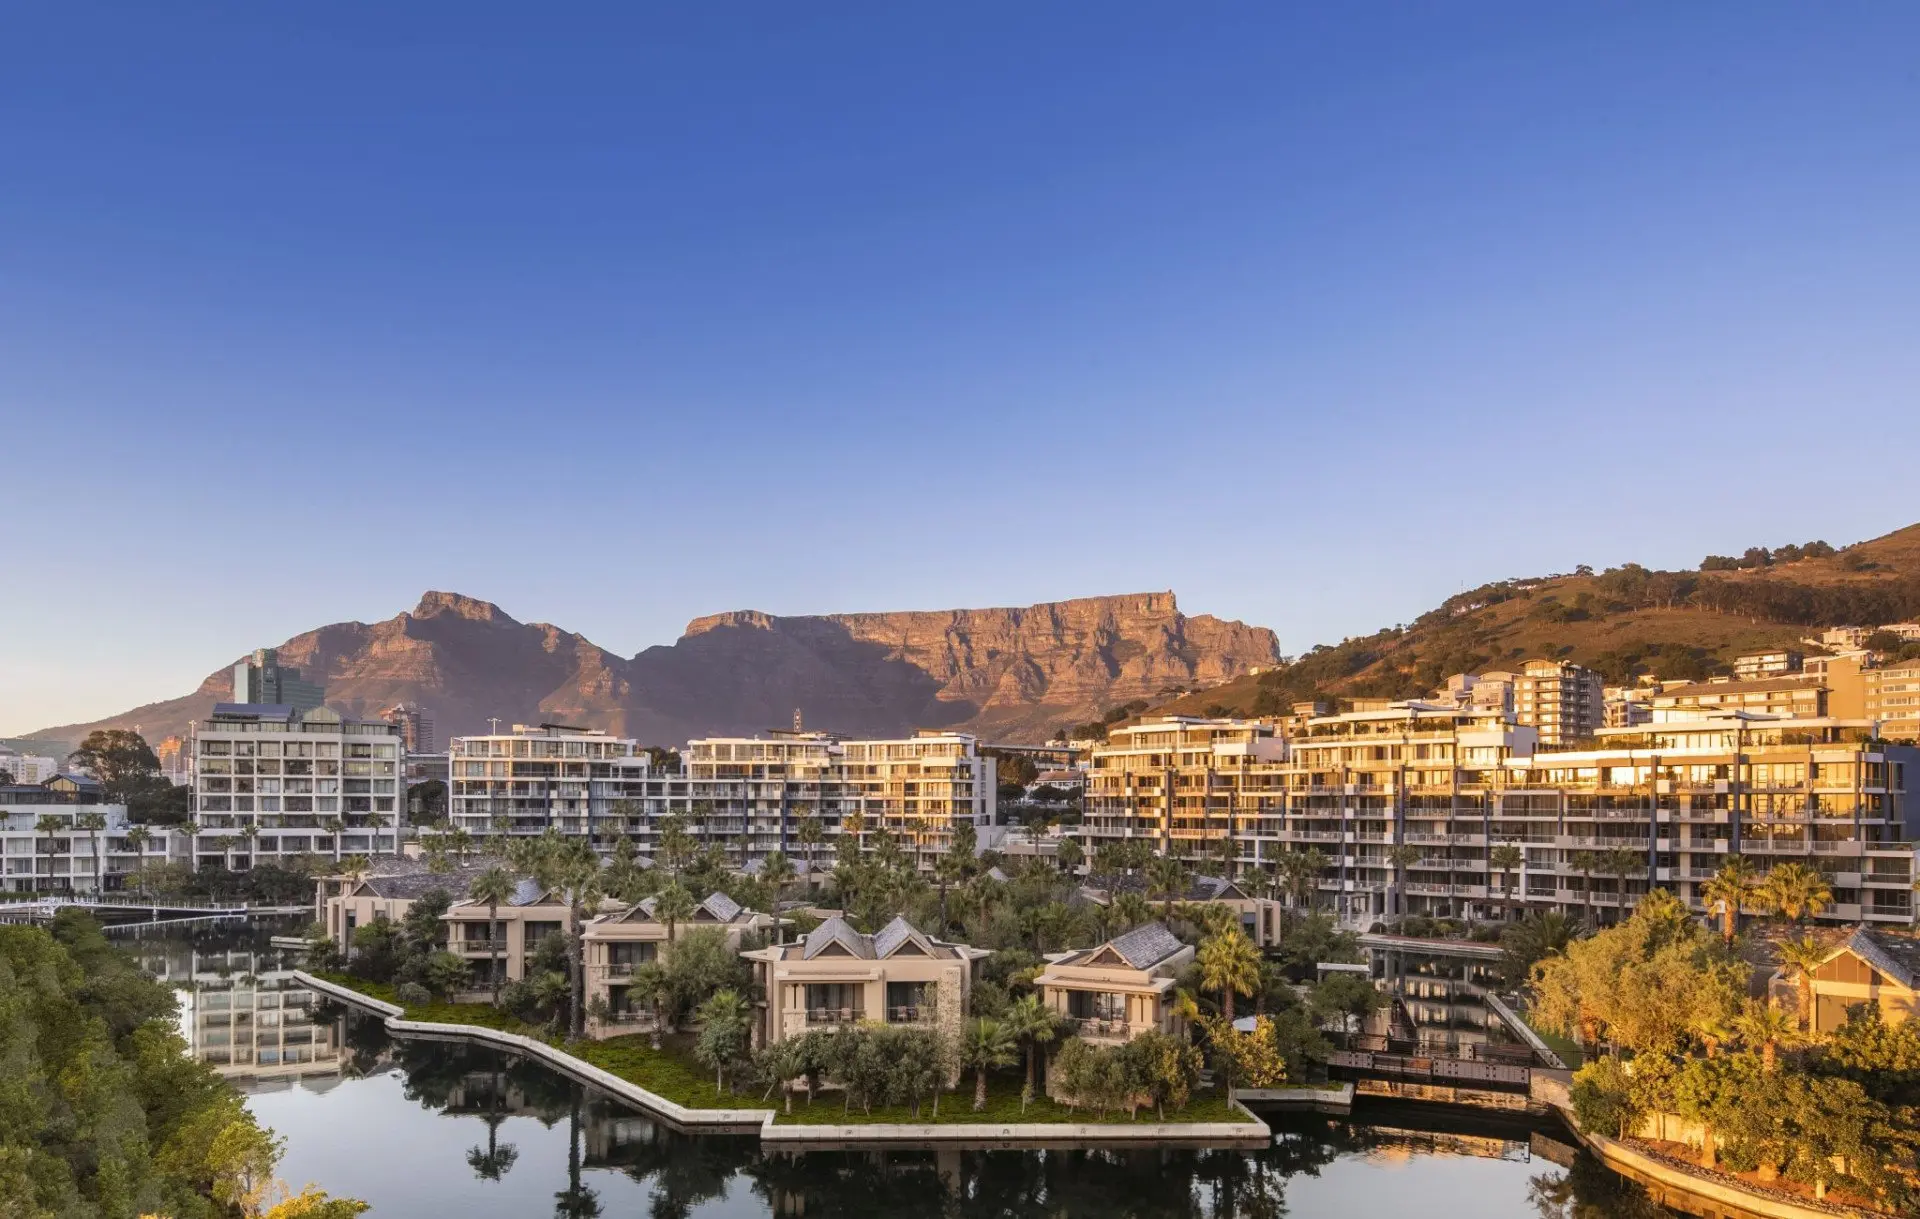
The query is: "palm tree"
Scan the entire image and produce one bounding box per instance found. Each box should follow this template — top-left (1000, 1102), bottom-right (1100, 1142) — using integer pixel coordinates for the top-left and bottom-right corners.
top-left (321, 816), bottom-right (345, 862)
top-left (1385, 844), bottom-right (1421, 918)
top-left (530, 833), bottom-right (606, 1040)
top-left (1602, 846), bottom-right (1645, 921)
top-left (1700, 856), bottom-right (1759, 945)
top-left (34, 815), bottom-right (63, 894)
top-left (1489, 843), bottom-right (1525, 915)
top-left (1198, 927), bottom-right (1262, 1024)
top-left (1147, 854), bottom-right (1187, 919)
top-left (125, 826), bottom-right (153, 897)
top-left (1056, 836), bottom-right (1084, 877)
top-left (469, 865), bottom-right (519, 1005)
top-left (630, 959), bottom-right (671, 1047)
top-left (652, 879), bottom-right (697, 946)
top-left (1275, 847), bottom-right (1329, 921)
top-left (959, 1018), bottom-right (1018, 1110)
top-left (1111, 890), bottom-right (1153, 933)
top-left (74, 811), bottom-right (108, 894)
top-left (1568, 850), bottom-right (1601, 927)
top-left (694, 989), bottom-right (754, 1091)
top-left (1775, 932), bottom-right (1827, 1033)
top-left (465, 1067), bottom-right (519, 1184)
top-left (1733, 998), bottom-right (1797, 1072)
top-left (1003, 993), bottom-right (1065, 1109)
top-left (1762, 862), bottom-right (1833, 925)
top-left (794, 814), bottom-right (824, 890)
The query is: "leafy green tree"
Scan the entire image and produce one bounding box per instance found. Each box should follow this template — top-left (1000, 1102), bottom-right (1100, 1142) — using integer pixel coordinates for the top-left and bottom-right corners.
top-left (68, 728), bottom-right (188, 823)
top-left (1129, 1029), bottom-right (1202, 1118)
top-left (694, 989), bottom-right (754, 1092)
top-left (1570, 1056), bottom-right (1647, 1139)
top-left (1311, 971), bottom-right (1383, 1036)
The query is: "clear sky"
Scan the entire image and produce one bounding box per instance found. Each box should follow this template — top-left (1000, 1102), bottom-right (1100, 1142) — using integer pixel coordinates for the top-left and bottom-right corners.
top-left (4, 5), bottom-right (1918, 735)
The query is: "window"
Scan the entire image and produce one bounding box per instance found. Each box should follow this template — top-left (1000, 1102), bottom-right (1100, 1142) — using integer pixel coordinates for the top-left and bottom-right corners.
top-left (1066, 990), bottom-right (1127, 1022)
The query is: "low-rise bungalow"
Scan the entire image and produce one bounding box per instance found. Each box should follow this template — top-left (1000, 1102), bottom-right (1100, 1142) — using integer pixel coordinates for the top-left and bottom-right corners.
top-left (1034, 922), bottom-right (1193, 1046)
top-left (743, 914), bottom-right (986, 1047)
top-left (583, 890), bottom-right (773, 1036)
top-left (321, 860), bottom-right (497, 951)
top-left (1801, 927), bottom-right (1920, 1034)
top-left (1080, 875), bottom-right (1285, 946)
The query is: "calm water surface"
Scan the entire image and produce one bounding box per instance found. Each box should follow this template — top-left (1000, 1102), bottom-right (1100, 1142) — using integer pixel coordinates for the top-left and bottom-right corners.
top-left (136, 922), bottom-right (1680, 1218)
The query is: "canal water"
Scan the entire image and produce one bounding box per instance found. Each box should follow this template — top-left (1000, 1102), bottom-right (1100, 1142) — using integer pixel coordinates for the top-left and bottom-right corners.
top-left (135, 922), bottom-right (1682, 1218)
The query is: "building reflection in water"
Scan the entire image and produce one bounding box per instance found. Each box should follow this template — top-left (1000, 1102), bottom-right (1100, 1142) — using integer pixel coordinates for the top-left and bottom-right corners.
top-left (133, 926), bottom-right (345, 1087)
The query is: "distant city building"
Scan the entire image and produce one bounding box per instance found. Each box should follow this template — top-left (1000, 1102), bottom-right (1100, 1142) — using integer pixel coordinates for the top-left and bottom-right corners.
top-left (0, 748), bottom-right (59, 785)
top-left (232, 648), bottom-right (324, 712)
top-left (1864, 658), bottom-right (1920, 743)
top-left (1602, 687), bottom-right (1652, 729)
top-left (0, 737), bottom-right (70, 767)
top-left (381, 702), bottom-right (436, 754)
top-left (190, 703), bottom-right (401, 866)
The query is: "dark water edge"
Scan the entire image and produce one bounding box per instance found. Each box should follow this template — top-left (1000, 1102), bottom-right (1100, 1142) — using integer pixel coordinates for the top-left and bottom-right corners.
top-left (147, 920), bottom-right (1688, 1218)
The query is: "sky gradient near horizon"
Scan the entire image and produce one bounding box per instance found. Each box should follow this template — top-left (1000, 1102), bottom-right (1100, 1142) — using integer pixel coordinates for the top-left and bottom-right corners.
top-left (4, 6), bottom-right (1919, 735)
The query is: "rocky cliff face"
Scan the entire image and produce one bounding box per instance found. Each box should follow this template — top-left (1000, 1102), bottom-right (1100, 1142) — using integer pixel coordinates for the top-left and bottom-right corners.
top-left (33, 591), bottom-right (1278, 748)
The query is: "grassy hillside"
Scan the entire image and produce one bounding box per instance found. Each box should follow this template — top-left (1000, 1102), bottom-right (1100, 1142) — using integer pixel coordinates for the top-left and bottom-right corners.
top-left (1146, 522), bottom-right (1920, 723)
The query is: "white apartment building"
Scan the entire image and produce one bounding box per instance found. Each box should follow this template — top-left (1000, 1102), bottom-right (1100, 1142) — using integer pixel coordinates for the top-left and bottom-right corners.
top-left (1514, 659), bottom-right (1605, 747)
top-left (1, 774), bottom-right (179, 894)
top-left (0, 749), bottom-right (59, 786)
top-left (448, 723), bottom-right (655, 840)
top-left (191, 703), bottom-right (401, 868)
top-left (449, 724), bottom-right (996, 869)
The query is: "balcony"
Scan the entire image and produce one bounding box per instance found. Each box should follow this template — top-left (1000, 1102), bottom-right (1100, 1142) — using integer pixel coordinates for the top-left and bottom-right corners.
top-left (886, 1006), bottom-right (932, 1024)
top-left (803, 1007), bottom-right (865, 1026)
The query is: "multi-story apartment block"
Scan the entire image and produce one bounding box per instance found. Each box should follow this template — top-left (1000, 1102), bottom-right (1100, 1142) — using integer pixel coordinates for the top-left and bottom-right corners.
top-left (1735, 650), bottom-right (1804, 679)
top-left (448, 724), bottom-right (995, 870)
top-left (1650, 677), bottom-right (1827, 720)
top-left (1860, 659), bottom-right (1920, 744)
top-left (232, 647), bottom-right (324, 711)
top-left (1075, 704), bottom-right (1916, 930)
top-left (448, 723), bottom-right (656, 840)
top-left (1514, 659), bottom-right (1604, 746)
top-left (192, 703), bottom-right (401, 868)
top-left (1, 775), bottom-right (177, 893)
top-left (0, 748), bottom-right (59, 785)
top-left (1603, 686), bottom-right (1652, 729)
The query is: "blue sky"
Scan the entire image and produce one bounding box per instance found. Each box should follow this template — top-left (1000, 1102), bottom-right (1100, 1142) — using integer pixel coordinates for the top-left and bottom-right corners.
top-left (4, 5), bottom-right (1918, 735)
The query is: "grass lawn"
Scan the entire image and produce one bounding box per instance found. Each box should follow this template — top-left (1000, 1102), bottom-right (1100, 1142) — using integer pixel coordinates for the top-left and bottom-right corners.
top-left (1520, 1014), bottom-right (1586, 1068)
top-left (310, 973), bottom-right (1251, 1125)
top-left (771, 1078), bottom-right (1243, 1126)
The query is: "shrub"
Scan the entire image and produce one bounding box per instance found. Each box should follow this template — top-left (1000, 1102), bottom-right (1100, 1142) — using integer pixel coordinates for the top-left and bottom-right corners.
top-left (395, 982), bottom-right (431, 1007)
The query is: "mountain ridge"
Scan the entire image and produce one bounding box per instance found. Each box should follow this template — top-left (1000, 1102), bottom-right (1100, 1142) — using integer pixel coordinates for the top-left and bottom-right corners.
top-left (29, 591), bottom-right (1279, 748)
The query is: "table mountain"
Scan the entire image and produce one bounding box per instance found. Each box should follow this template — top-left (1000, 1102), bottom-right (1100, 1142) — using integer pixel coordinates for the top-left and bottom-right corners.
top-left (30, 591), bottom-right (1279, 750)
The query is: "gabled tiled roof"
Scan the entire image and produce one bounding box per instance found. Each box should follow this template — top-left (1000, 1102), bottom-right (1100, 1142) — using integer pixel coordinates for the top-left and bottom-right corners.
top-left (1834, 927), bottom-right (1920, 990)
top-left (507, 877), bottom-right (552, 907)
top-left (873, 915), bottom-right (937, 959)
top-left (801, 915), bottom-right (873, 960)
top-left (1106, 922), bottom-right (1186, 970)
top-left (699, 891), bottom-right (743, 922)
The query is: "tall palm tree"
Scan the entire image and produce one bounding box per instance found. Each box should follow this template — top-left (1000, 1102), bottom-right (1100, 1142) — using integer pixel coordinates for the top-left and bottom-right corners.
top-left (1700, 856), bottom-right (1759, 945)
top-left (1775, 933), bottom-right (1827, 1034)
top-left (1197, 927), bottom-right (1261, 1024)
top-left (74, 812), bottom-right (108, 894)
top-left (1602, 846), bottom-right (1645, 921)
top-left (34, 814), bottom-right (63, 894)
top-left (1568, 850), bottom-right (1600, 927)
top-left (1489, 843), bottom-right (1525, 916)
top-left (530, 834), bottom-right (607, 1040)
top-left (125, 826), bottom-right (153, 898)
top-left (1002, 993), bottom-right (1064, 1109)
top-left (759, 850), bottom-right (796, 943)
top-left (960, 1018), bottom-right (1018, 1110)
top-left (321, 816), bottom-right (345, 862)
top-left (1147, 854), bottom-right (1187, 919)
top-left (794, 814), bottom-right (824, 891)
top-left (465, 1067), bottom-right (519, 1184)
top-left (1762, 862), bottom-right (1833, 926)
top-left (652, 880), bottom-right (697, 947)
top-left (1111, 890), bottom-right (1153, 933)
top-left (469, 865), bottom-right (519, 1005)
top-left (1385, 844), bottom-right (1422, 918)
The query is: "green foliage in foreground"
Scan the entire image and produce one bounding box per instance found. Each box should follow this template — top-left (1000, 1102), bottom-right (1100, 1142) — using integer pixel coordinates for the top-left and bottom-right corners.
top-left (2, 913), bottom-right (361, 1218)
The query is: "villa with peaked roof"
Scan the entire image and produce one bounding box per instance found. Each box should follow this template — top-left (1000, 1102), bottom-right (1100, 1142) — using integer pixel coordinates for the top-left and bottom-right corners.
top-left (582, 890), bottom-right (774, 1036)
top-left (1034, 922), bottom-right (1194, 1047)
top-left (742, 914), bottom-right (988, 1047)
top-left (1079, 874), bottom-right (1286, 946)
top-left (1801, 927), bottom-right (1920, 1033)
